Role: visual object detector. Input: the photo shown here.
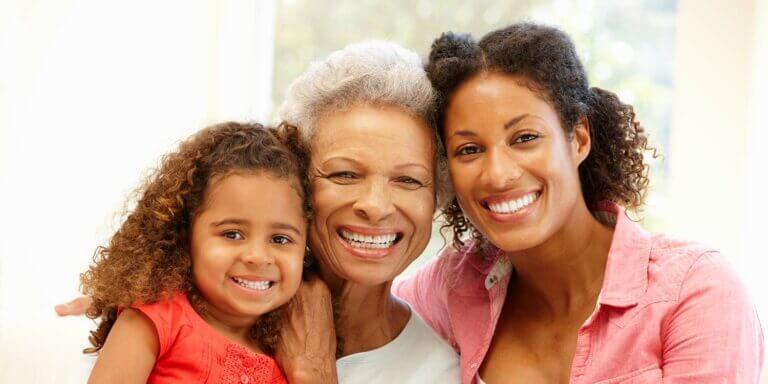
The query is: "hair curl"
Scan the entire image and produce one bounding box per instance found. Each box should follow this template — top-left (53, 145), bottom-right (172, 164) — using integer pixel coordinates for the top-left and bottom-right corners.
top-left (80, 122), bottom-right (310, 355)
top-left (426, 23), bottom-right (655, 248)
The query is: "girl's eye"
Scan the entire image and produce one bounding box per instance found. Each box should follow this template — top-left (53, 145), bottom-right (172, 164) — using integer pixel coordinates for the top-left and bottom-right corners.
top-left (223, 231), bottom-right (243, 240)
top-left (455, 145), bottom-right (481, 157)
top-left (514, 133), bottom-right (539, 144)
top-left (271, 235), bottom-right (292, 245)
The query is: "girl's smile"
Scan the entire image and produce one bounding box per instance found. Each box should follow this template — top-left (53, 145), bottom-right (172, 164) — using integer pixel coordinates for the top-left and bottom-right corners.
top-left (190, 172), bottom-right (306, 324)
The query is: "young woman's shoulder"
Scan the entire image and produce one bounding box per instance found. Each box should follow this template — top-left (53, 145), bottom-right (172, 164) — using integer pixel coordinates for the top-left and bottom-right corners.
top-left (646, 233), bottom-right (764, 382)
top-left (393, 241), bottom-right (492, 347)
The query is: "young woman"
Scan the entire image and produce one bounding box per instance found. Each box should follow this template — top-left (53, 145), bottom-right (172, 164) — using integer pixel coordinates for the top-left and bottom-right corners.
top-left (395, 23), bottom-right (764, 383)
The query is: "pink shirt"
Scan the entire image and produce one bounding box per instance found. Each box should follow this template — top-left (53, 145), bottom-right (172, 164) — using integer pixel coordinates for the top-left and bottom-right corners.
top-left (394, 203), bottom-right (764, 383)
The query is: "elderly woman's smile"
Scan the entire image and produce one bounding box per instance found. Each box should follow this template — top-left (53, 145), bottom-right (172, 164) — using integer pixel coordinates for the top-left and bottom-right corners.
top-left (308, 103), bottom-right (436, 286)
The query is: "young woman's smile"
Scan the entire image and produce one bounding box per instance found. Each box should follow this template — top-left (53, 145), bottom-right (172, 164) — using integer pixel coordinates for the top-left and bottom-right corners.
top-left (444, 72), bottom-right (590, 252)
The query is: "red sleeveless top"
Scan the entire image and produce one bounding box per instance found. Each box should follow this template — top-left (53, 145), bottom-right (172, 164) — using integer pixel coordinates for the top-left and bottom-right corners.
top-left (132, 293), bottom-right (287, 384)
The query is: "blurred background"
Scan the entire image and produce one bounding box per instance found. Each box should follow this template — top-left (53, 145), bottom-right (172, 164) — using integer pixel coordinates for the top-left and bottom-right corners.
top-left (1, 0), bottom-right (766, 382)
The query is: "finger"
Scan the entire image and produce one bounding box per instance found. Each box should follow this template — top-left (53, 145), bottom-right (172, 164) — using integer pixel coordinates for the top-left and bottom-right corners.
top-left (54, 296), bottom-right (91, 317)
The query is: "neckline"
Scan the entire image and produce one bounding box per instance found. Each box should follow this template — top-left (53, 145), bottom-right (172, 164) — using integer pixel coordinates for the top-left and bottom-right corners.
top-left (179, 293), bottom-right (271, 359)
top-left (336, 305), bottom-right (417, 364)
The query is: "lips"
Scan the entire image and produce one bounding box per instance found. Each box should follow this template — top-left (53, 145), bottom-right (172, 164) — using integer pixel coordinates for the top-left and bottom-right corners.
top-left (483, 191), bottom-right (540, 214)
top-left (230, 276), bottom-right (275, 291)
top-left (479, 189), bottom-right (541, 222)
top-left (338, 229), bottom-right (400, 249)
top-left (335, 225), bottom-right (403, 259)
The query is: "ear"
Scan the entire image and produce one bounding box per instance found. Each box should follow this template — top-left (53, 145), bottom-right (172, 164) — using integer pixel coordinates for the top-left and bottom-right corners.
top-left (570, 116), bottom-right (591, 166)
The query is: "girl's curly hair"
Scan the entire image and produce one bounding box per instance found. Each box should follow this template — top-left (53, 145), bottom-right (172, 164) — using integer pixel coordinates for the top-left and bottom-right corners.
top-left (426, 23), bottom-right (655, 248)
top-left (80, 121), bottom-right (310, 355)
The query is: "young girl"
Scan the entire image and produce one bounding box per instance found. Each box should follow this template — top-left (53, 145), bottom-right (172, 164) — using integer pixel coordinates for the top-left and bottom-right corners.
top-left (81, 122), bottom-right (310, 384)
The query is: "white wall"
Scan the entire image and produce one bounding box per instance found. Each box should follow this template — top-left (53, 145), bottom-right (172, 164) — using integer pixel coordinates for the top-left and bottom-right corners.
top-left (669, 0), bottom-right (768, 378)
top-left (0, 1), bottom-right (274, 382)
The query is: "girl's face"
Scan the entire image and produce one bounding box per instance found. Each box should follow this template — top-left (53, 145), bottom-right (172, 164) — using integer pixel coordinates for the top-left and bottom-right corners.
top-left (190, 172), bottom-right (306, 320)
top-left (444, 72), bottom-right (590, 252)
top-left (308, 104), bottom-right (436, 287)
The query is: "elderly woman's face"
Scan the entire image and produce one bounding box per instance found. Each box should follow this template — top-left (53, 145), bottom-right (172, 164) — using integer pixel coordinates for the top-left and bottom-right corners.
top-left (308, 104), bottom-right (436, 286)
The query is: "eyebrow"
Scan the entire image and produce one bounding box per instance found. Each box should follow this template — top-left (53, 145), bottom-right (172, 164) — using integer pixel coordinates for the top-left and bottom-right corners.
top-left (211, 218), bottom-right (249, 227)
top-left (450, 114), bottom-right (531, 138)
top-left (211, 219), bottom-right (303, 236)
top-left (503, 114), bottom-right (530, 130)
top-left (272, 223), bottom-right (303, 236)
top-left (394, 162), bottom-right (430, 173)
top-left (321, 156), bottom-right (361, 167)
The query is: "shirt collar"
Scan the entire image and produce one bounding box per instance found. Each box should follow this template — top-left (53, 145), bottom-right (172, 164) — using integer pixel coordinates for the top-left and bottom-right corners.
top-left (463, 202), bottom-right (651, 301)
top-left (594, 201), bottom-right (651, 308)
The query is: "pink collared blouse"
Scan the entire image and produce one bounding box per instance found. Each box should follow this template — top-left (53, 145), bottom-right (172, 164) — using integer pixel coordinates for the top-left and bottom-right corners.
top-left (394, 203), bottom-right (764, 383)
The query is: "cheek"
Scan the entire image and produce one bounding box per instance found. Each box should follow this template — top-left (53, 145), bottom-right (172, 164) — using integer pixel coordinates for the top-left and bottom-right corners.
top-left (447, 160), bottom-right (478, 199)
top-left (397, 191), bottom-right (435, 238)
top-left (279, 253), bottom-right (304, 286)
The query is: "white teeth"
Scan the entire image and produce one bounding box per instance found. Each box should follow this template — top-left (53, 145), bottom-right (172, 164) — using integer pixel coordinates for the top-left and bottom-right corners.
top-left (339, 230), bottom-right (398, 249)
top-left (232, 277), bottom-right (272, 290)
top-left (488, 192), bottom-right (539, 214)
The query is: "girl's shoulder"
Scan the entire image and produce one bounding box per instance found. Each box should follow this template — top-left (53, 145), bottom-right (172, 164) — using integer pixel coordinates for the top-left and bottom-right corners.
top-left (129, 293), bottom-right (199, 357)
top-left (129, 293), bottom-right (288, 383)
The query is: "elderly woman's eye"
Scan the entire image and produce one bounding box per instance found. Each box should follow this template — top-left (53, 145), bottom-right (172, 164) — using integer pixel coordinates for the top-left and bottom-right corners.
top-left (395, 176), bottom-right (424, 187)
top-left (329, 171), bottom-right (357, 180)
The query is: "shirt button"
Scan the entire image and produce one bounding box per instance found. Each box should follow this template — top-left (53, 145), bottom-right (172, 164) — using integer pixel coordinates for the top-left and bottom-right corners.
top-left (240, 374), bottom-right (249, 384)
top-left (471, 362), bottom-right (480, 369)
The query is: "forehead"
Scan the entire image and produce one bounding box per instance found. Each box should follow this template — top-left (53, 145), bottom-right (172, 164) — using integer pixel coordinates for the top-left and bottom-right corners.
top-left (202, 172), bottom-right (304, 218)
top-left (446, 72), bottom-right (559, 127)
top-left (311, 104), bottom-right (435, 168)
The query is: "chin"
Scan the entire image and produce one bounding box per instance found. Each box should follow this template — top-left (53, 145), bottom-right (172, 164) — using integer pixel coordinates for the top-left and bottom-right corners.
top-left (337, 264), bottom-right (400, 287)
top-left (482, 225), bottom-right (546, 253)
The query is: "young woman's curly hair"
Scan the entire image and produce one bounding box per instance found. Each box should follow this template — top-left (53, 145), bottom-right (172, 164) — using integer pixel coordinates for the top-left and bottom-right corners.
top-left (80, 121), bottom-right (310, 354)
top-left (426, 23), bottom-right (656, 248)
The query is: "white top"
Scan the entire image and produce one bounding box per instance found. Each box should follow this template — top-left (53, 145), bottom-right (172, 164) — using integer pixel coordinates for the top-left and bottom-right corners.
top-left (336, 306), bottom-right (461, 383)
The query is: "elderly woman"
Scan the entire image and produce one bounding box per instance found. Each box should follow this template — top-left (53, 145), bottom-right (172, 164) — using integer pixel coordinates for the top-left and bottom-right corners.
top-left (273, 40), bottom-right (459, 383)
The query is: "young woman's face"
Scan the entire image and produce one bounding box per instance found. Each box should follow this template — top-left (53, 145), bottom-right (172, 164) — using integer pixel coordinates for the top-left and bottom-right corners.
top-left (309, 104), bottom-right (436, 286)
top-left (444, 72), bottom-right (590, 252)
top-left (190, 172), bottom-right (306, 320)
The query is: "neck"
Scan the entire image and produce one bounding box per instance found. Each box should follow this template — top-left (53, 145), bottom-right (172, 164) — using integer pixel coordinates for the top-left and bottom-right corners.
top-left (506, 201), bottom-right (614, 318)
top-left (192, 294), bottom-right (260, 348)
top-left (320, 268), bottom-right (410, 357)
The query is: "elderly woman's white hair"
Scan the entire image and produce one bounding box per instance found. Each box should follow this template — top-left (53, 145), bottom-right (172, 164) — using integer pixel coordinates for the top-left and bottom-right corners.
top-left (277, 40), bottom-right (452, 209)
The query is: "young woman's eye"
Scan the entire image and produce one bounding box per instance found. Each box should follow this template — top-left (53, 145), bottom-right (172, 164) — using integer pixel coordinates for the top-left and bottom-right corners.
top-left (271, 235), bottom-right (292, 245)
top-left (223, 231), bottom-right (244, 240)
top-left (455, 145), bottom-right (481, 157)
top-left (514, 133), bottom-right (539, 144)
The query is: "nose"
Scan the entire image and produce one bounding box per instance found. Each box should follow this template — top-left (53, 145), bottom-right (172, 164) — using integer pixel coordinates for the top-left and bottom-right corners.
top-left (240, 242), bottom-right (275, 266)
top-left (352, 177), bottom-right (395, 224)
top-left (480, 147), bottom-right (523, 190)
